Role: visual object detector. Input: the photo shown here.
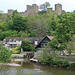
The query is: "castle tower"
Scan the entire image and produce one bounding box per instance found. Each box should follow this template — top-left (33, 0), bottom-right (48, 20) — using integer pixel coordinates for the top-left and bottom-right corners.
top-left (55, 3), bottom-right (62, 15)
top-left (8, 9), bottom-right (14, 16)
top-left (27, 4), bottom-right (38, 15)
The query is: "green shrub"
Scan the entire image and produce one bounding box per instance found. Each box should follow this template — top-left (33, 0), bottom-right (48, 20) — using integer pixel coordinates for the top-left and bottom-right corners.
top-left (61, 60), bottom-right (70, 67)
top-left (0, 47), bottom-right (12, 62)
top-left (46, 60), bottom-right (54, 65)
top-left (21, 39), bottom-right (35, 51)
top-left (71, 63), bottom-right (75, 68)
top-left (23, 55), bottom-right (26, 58)
top-left (12, 46), bottom-right (21, 54)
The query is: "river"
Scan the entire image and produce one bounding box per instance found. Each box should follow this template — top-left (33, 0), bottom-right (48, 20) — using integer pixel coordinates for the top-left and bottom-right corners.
top-left (0, 59), bottom-right (75, 75)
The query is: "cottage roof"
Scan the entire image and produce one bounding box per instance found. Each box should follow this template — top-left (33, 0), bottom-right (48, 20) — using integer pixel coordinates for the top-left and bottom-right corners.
top-left (47, 36), bottom-right (53, 40)
top-left (3, 37), bottom-right (44, 44)
top-left (35, 36), bottom-right (53, 48)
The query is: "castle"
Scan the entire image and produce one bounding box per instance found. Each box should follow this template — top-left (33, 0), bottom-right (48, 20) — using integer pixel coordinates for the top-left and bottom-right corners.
top-left (6, 3), bottom-right (64, 16)
top-left (8, 4), bottom-right (39, 16)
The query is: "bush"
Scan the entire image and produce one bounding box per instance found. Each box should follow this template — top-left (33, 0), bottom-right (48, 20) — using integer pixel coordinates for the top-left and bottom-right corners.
top-left (61, 60), bottom-right (70, 67)
top-left (12, 46), bottom-right (21, 54)
top-left (39, 54), bottom-right (54, 64)
top-left (21, 39), bottom-right (35, 51)
top-left (71, 63), bottom-right (75, 68)
top-left (0, 47), bottom-right (12, 62)
top-left (23, 55), bottom-right (27, 58)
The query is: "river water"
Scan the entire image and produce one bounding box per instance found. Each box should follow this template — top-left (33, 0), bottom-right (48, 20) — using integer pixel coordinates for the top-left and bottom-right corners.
top-left (0, 60), bottom-right (75, 75)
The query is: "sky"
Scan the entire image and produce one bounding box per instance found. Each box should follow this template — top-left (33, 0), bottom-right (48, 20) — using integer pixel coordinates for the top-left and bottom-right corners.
top-left (0, 0), bottom-right (75, 13)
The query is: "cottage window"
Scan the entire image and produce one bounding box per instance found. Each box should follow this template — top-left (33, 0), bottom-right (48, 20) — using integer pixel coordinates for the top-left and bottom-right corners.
top-left (9, 39), bottom-right (12, 42)
top-left (35, 41), bottom-right (38, 45)
top-left (13, 39), bottom-right (16, 42)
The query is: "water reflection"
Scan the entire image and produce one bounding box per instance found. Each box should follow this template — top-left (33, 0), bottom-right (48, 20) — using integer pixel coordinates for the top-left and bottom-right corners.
top-left (0, 60), bottom-right (75, 75)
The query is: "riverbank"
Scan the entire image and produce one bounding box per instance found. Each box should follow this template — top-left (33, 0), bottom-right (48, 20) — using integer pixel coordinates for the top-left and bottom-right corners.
top-left (0, 63), bottom-right (21, 66)
top-left (29, 56), bottom-right (75, 70)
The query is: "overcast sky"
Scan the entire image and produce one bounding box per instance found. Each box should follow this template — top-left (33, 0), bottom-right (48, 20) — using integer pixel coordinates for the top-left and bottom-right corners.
top-left (0, 0), bottom-right (75, 13)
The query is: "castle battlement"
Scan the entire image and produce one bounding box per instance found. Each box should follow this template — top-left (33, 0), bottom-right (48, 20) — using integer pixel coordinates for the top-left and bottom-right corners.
top-left (7, 4), bottom-right (39, 17)
top-left (4, 3), bottom-right (63, 17)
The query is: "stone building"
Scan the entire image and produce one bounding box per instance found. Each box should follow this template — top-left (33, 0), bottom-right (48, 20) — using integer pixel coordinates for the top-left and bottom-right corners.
top-left (8, 9), bottom-right (14, 16)
top-left (3, 3), bottom-right (64, 17)
top-left (26, 4), bottom-right (38, 15)
top-left (8, 4), bottom-right (39, 17)
top-left (55, 3), bottom-right (62, 15)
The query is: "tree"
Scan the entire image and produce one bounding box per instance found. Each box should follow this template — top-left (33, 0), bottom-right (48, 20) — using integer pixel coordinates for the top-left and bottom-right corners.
top-left (0, 47), bottom-right (11, 62)
top-left (44, 9), bottom-right (58, 36)
top-left (21, 39), bottom-right (35, 51)
top-left (12, 10), bottom-right (18, 18)
top-left (55, 13), bottom-right (75, 50)
top-left (12, 14), bottom-right (27, 32)
top-left (12, 46), bottom-right (21, 54)
top-left (73, 10), bottom-right (75, 13)
top-left (47, 38), bottom-right (59, 51)
top-left (40, 2), bottom-right (50, 11)
top-left (66, 35), bottom-right (75, 55)
top-left (26, 15), bottom-right (49, 37)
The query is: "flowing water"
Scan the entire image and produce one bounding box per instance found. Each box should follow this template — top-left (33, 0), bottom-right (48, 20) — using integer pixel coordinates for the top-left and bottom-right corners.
top-left (0, 59), bottom-right (75, 75)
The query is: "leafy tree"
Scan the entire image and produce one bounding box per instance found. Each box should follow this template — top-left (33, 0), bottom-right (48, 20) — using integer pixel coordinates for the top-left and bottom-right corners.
top-left (0, 29), bottom-right (3, 40)
top-left (21, 39), bottom-right (35, 51)
top-left (12, 10), bottom-right (18, 18)
top-left (73, 10), bottom-right (75, 13)
top-left (47, 38), bottom-right (59, 51)
top-left (12, 14), bottom-right (27, 32)
top-left (2, 30), bottom-right (18, 40)
top-left (44, 9), bottom-right (58, 35)
top-left (26, 15), bottom-right (49, 37)
top-left (18, 31), bottom-right (30, 37)
top-left (0, 43), bottom-right (3, 49)
top-left (0, 47), bottom-right (11, 62)
top-left (40, 2), bottom-right (50, 11)
top-left (55, 13), bottom-right (75, 50)
top-left (12, 46), bottom-right (21, 54)
top-left (5, 19), bottom-right (13, 30)
top-left (66, 34), bottom-right (75, 55)
top-left (0, 20), bottom-right (6, 31)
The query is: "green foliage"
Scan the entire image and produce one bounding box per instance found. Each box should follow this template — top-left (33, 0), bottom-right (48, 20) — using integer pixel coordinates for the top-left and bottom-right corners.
top-left (12, 46), bottom-right (21, 54)
top-left (12, 14), bottom-right (27, 32)
top-left (61, 60), bottom-right (70, 67)
top-left (40, 54), bottom-right (54, 64)
top-left (0, 43), bottom-right (3, 49)
top-left (39, 47), bottom-right (54, 64)
top-left (47, 38), bottom-right (59, 50)
top-left (21, 39), bottom-right (35, 51)
top-left (40, 2), bottom-right (50, 11)
top-left (0, 7), bottom-right (75, 54)
top-left (0, 47), bottom-right (12, 62)
top-left (73, 10), bottom-right (75, 13)
top-left (12, 10), bottom-right (18, 18)
top-left (66, 34), bottom-right (75, 55)
top-left (23, 55), bottom-right (27, 58)
top-left (26, 15), bottom-right (49, 37)
top-left (71, 63), bottom-right (75, 68)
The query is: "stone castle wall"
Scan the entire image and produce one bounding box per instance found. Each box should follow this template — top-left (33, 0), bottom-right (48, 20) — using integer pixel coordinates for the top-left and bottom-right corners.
top-left (8, 4), bottom-right (38, 17)
top-left (7, 3), bottom-right (63, 16)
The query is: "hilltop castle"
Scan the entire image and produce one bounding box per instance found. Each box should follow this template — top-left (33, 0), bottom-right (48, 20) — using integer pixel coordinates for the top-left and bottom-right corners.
top-left (8, 4), bottom-right (38, 16)
top-left (6, 3), bottom-right (64, 16)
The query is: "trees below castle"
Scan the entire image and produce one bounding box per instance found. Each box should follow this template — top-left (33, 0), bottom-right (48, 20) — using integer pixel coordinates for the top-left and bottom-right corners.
top-left (0, 9), bottom-right (75, 51)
